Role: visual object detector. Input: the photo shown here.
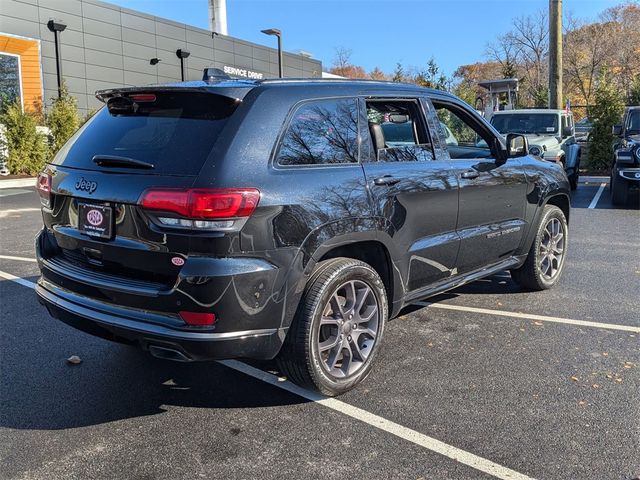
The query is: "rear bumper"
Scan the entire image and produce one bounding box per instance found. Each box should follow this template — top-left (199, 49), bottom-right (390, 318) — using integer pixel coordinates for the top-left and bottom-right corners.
top-left (34, 227), bottom-right (294, 361)
top-left (36, 279), bottom-right (285, 360)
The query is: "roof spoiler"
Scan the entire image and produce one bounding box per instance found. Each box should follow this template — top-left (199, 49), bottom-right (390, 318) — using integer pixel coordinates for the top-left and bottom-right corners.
top-left (95, 84), bottom-right (249, 104)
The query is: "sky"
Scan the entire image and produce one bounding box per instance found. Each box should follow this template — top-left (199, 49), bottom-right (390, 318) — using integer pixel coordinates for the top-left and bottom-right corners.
top-left (109, 0), bottom-right (619, 76)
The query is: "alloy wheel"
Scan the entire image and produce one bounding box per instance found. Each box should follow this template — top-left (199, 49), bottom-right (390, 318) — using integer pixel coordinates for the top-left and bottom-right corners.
top-left (317, 280), bottom-right (380, 378)
top-left (538, 217), bottom-right (565, 280)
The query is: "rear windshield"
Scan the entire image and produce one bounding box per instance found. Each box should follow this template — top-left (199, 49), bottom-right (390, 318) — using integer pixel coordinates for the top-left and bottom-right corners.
top-left (491, 113), bottom-right (558, 135)
top-left (52, 91), bottom-right (237, 175)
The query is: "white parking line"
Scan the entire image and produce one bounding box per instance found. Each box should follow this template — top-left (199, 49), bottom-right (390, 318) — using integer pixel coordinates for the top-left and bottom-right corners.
top-left (0, 268), bottom-right (533, 480)
top-left (221, 360), bottom-right (534, 480)
top-left (0, 269), bottom-right (38, 289)
top-left (417, 302), bottom-right (640, 333)
top-left (0, 255), bottom-right (37, 262)
top-left (0, 207), bottom-right (41, 218)
top-left (587, 182), bottom-right (607, 209)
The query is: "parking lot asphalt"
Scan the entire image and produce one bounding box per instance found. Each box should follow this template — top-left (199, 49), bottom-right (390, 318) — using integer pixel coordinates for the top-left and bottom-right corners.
top-left (1, 184), bottom-right (638, 480)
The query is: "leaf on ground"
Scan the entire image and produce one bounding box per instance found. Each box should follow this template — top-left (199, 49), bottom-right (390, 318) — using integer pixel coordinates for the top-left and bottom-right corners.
top-left (66, 355), bottom-right (81, 365)
top-left (602, 352), bottom-right (609, 356)
top-left (624, 362), bottom-right (635, 368)
top-left (578, 400), bottom-right (586, 406)
top-left (533, 321), bottom-right (544, 326)
top-left (615, 378), bottom-right (623, 383)
top-left (570, 376), bottom-right (579, 382)
top-left (592, 384), bottom-right (600, 389)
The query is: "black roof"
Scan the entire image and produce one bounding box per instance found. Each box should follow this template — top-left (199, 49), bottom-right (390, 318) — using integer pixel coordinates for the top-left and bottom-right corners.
top-left (96, 78), bottom-right (453, 103)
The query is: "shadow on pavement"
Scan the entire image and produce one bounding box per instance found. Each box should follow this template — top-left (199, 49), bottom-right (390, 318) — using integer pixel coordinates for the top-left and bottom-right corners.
top-left (0, 279), bottom-right (306, 431)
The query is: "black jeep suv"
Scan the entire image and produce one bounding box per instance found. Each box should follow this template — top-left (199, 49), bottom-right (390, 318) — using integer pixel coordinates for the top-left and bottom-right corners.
top-left (35, 77), bottom-right (570, 395)
top-left (611, 106), bottom-right (640, 206)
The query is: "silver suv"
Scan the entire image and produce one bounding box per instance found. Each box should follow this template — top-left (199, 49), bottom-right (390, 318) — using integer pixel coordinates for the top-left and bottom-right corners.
top-left (490, 109), bottom-right (581, 190)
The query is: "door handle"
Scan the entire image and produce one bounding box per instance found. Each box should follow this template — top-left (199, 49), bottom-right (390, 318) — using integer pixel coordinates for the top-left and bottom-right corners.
top-left (373, 175), bottom-right (400, 186)
top-left (460, 170), bottom-right (479, 180)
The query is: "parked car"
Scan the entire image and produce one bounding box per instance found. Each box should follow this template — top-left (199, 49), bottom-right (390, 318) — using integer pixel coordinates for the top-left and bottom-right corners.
top-left (574, 117), bottom-right (593, 143)
top-left (490, 109), bottom-right (581, 190)
top-left (35, 77), bottom-right (571, 395)
top-left (611, 106), bottom-right (640, 206)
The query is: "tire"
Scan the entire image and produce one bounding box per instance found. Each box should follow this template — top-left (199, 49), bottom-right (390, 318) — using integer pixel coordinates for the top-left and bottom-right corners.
top-left (277, 257), bottom-right (388, 396)
top-left (611, 173), bottom-right (629, 206)
top-left (510, 205), bottom-right (568, 291)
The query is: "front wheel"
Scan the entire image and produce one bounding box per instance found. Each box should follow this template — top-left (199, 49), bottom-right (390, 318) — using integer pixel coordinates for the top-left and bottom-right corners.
top-left (277, 258), bottom-right (387, 396)
top-left (511, 205), bottom-right (568, 291)
top-left (611, 173), bottom-right (629, 206)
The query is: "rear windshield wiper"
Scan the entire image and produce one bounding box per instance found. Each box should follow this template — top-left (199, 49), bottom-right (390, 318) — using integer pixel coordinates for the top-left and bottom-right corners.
top-left (92, 155), bottom-right (154, 169)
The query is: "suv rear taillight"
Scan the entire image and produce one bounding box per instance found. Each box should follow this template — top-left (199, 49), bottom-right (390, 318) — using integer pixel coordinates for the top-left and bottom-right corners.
top-left (139, 188), bottom-right (260, 230)
top-left (36, 173), bottom-right (51, 208)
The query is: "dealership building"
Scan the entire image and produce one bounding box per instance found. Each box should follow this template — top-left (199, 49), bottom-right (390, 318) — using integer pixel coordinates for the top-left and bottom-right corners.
top-left (0, 0), bottom-right (323, 116)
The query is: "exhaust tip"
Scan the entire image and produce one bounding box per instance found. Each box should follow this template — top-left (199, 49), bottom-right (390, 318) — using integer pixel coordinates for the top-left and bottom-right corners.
top-left (148, 345), bottom-right (192, 362)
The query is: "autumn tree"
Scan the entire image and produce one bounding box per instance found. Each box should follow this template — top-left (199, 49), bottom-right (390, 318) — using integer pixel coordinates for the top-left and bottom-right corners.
top-left (369, 67), bottom-right (387, 81)
top-left (328, 47), bottom-right (367, 79)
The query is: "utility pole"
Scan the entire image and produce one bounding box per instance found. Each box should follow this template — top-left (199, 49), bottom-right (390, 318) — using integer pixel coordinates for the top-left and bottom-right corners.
top-left (549, 0), bottom-right (563, 109)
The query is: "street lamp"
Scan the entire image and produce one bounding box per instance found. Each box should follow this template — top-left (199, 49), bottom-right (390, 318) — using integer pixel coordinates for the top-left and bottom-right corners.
top-left (261, 28), bottom-right (282, 78)
top-left (176, 49), bottom-right (190, 81)
top-left (47, 20), bottom-right (67, 98)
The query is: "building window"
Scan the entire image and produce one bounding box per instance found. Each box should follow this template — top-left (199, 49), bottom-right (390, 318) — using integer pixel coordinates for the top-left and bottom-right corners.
top-left (0, 53), bottom-right (22, 111)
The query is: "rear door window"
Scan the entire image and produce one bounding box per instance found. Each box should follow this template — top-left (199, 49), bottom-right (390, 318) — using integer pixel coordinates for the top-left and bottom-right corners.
top-left (276, 98), bottom-right (359, 166)
top-left (365, 99), bottom-right (434, 162)
top-left (52, 91), bottom-right (237, 175)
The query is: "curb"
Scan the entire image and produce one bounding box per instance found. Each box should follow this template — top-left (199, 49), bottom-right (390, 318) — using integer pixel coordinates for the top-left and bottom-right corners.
top-left (0, 178), bottom-right (36, 189)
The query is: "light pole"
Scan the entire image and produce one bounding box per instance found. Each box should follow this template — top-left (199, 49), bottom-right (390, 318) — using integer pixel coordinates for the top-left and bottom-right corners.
top-left (176, 49), bottom-right (190, 81)
top-left (47, 20), bottom-right (67, 98)
top-left (261, 28), bottom-right (282, 78)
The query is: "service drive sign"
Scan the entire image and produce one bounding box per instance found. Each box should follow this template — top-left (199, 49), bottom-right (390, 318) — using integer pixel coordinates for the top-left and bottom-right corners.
top-left (223, 65), bottom-right (264, 79)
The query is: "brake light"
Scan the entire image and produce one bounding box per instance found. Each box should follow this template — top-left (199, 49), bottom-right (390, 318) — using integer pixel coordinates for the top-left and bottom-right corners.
top-left (140, 188), bottom-right (260, 219)
top-left (36, 173), bottom-right (51, 208)
top-left (179, 311), bottom-right (216, 326)
top-left (130, 94), bottom-right (156, 102)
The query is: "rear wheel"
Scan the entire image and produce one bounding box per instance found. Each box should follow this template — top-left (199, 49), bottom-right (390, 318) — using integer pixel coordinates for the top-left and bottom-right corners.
top-left (511, 205), bottom-right (568, 291)
top-left (611, 173), bottom-right (629, 206)
top-left (277, 258), bottom-right (387, 396)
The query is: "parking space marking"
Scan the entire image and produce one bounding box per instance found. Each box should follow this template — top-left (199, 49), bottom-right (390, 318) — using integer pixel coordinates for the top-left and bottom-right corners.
top-left (0, 207), bottom-right (41, 218)
top-left (587, 182), bottom-right (607, 209)
top-left (417, 302), bottom-right (640, 333)
top-left (0, 255), bottom-right (37, 262)
top-left (0, 268), bottom-right (534, 480)
top-left (0, 269), bottom-right (38, 289)
top-left (221, 360), bottom-right (534, 480)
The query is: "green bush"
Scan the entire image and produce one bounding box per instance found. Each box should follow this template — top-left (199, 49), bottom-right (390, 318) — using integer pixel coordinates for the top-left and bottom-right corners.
top-left (588, 71), bottom-right (625, 171)
top-left (46, 83), bottom-right (80, 154)
top-left (0, 100), bottom-right (48, 175)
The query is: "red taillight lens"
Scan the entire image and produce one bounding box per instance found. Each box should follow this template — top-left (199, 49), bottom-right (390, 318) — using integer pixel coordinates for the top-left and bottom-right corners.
top-left (179, 311), bottom-right (216, 326)
top-left (140, 188), bottom-right (260, 219)
top-left (36, 173), bottom-right (51, 207)
top-left (130, 94), bottom-right (156, 102)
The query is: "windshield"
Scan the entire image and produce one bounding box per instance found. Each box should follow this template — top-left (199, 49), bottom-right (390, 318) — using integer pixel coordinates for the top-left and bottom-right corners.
top-left (491, 113), bottom-right (559, 135)
top-left (627, 110), bottom-right (640, 133)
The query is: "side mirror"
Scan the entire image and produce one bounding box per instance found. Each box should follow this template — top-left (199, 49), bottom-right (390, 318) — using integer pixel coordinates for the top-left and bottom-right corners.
top-left (506, 133), bottom-right (529, 158)
top-left (612, 124), bottom-right (623, 136)
top-left (562, 126), bottom-right (573, 138)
